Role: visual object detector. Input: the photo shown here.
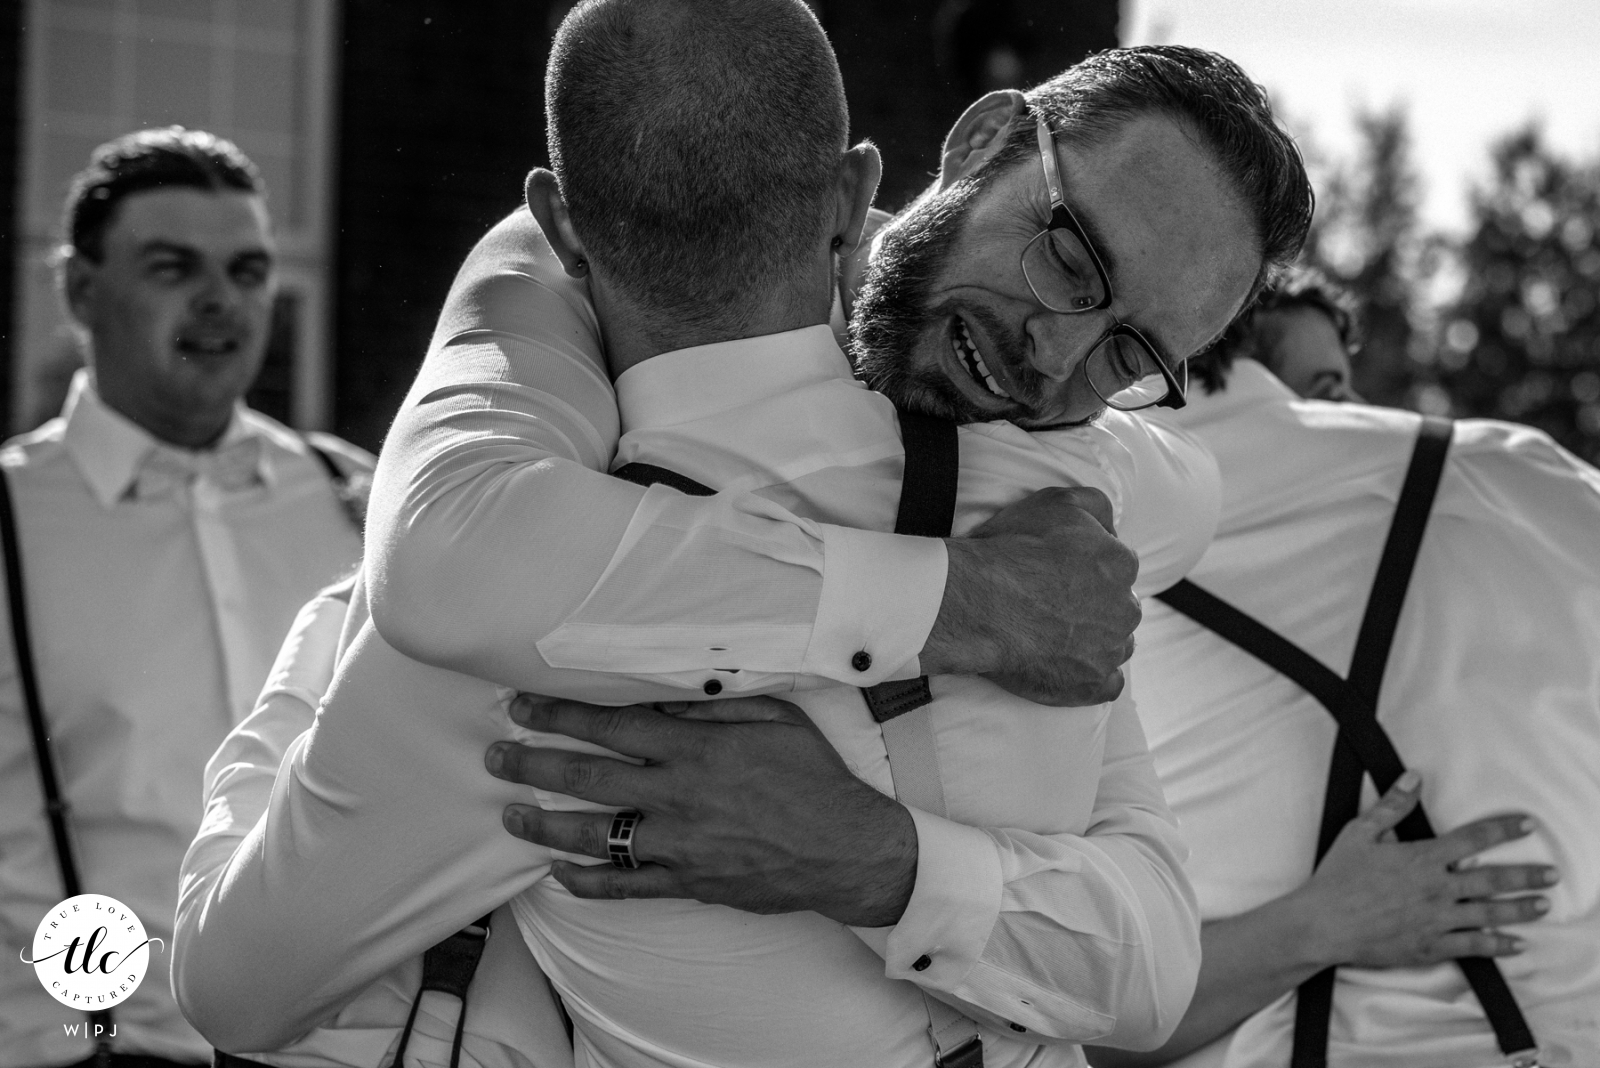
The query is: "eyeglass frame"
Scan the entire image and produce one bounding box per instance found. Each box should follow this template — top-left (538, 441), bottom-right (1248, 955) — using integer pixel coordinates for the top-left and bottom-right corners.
top-left (1023, 114), bottom-right (1188, 411)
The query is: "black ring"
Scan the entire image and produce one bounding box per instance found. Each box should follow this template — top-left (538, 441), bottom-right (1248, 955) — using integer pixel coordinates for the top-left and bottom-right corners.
top-left (607, 809), bottom-right (642, 870)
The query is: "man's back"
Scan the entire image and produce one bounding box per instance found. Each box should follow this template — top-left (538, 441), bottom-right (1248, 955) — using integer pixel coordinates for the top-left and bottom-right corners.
top-left (1135, 360), bottom-right (1600, 1068)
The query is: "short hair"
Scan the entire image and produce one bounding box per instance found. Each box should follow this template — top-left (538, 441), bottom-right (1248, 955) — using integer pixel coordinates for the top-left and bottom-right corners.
top-left (978, 45), bottom-right (1314, 301)
top-left (1189, 266), bottom-right (1362, 393)
top-left (545, 0), bottom-right (848, 330)
top-left (64, 127), bottom-right (263, 263)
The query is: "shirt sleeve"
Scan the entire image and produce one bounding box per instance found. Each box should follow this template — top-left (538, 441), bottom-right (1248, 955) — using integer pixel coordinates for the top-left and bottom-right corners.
top-left (1111, 414), bottom-right (1221, 598)
top-left (874, 687), bottom-right (1201, 1049)
top-left (172, 614), bottom-right (568, 1054)
top-left (173, 594), bottom-right (571, 1067)
top-left (364, 210), bottom-right (944, 696)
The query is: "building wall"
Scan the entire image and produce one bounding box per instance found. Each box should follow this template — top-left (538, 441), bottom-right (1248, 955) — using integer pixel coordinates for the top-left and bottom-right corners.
top-left (9, 0), bottom-right (337, 434)
top-left (1, 0), bottom-right (23, 435)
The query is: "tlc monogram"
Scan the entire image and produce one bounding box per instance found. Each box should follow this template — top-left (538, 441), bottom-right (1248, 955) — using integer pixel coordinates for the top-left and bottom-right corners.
top-left (23, 893), bottom-right (159, 1012)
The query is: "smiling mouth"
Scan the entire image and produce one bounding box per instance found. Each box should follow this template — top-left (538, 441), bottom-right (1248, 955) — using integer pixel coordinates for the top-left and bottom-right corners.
top-left (175, 335), bottom-right (242, 357)
top-left (949, 318), bottom-right (1009, 400)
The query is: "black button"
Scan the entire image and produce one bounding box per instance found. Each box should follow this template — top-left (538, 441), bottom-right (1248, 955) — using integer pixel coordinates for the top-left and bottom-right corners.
top-left (851, 650), bottom-right (873, 672)
top-left (912, 954), bottom-right (931, 972)
top-left (1009, 1022), bottom-right (1026, 1033)
top-left (703, 679), bottom-right (722, 695)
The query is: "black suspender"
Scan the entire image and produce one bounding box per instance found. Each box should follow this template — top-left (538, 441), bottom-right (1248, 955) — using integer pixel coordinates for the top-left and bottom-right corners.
top-left (1155, 417), bottom-right (1539, 1068)
top-left (0, 467), bottom-right (115, 1064)
top-left (860, 411), bottom-right (960, 725)
top-left (305, 438), bottom-right (368, 533)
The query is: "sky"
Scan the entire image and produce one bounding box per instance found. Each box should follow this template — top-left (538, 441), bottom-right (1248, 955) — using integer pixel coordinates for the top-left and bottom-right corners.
top-left (1120, 0), bottom-right (1600, 233)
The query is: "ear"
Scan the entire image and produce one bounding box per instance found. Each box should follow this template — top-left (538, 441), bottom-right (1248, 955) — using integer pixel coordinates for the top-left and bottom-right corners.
top-left (524, 168), bottom-right (590, 277)
top-left (940, 89), bottom-right (1028, 188)
top-left (830, 141), bottom-right (882, 257)
top-left (60, 251), bottom-right (97, 328)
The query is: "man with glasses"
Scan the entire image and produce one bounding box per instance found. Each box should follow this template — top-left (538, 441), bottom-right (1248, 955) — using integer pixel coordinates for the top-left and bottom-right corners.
top-left (177, 20), bottom-right (1311, 1067)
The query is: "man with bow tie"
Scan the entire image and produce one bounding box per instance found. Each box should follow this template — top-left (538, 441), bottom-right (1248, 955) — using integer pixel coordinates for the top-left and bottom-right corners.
top-left (0, 127), bottom-right (370, 1068)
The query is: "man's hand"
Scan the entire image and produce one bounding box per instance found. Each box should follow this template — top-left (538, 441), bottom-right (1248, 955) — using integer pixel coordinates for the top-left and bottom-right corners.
top-left (923, 486), bottom-right (1140, 707)
top-left (1294, 771), bottom-right (1556, 969)
top-left (485, 694), bottom-right (918, 928)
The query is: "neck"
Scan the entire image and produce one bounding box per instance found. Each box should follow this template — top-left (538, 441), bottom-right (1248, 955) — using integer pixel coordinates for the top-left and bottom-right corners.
top-left (596, 256), bottom-right (837, 380)
top-left (92, 376), bottom-right (233, 450)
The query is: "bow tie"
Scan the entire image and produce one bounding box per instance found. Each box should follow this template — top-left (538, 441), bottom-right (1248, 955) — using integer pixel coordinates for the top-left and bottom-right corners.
top-left (133, 436), bottom-right (264, 500)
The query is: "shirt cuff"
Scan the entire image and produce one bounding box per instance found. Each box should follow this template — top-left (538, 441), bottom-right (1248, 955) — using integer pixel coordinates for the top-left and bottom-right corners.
top-left (801, 524), bottom-right (946, 686)
top-left (883, 807), bottom-right (1003, 987)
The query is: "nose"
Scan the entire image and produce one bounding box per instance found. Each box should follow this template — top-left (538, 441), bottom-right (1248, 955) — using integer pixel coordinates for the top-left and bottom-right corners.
top-left (1024, 312), bottom-right (1097, 382)
top-left (190, 266), bottom-right (240, 317)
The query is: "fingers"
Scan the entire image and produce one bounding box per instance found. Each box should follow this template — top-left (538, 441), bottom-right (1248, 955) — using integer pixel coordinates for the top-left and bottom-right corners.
top-left (509, 695), bottom-right (685, 759)
top-left (1354, 769), bottom-right (1423, 838)
top-left (1055, 485), bottom-right (1117, 534)
top-left (657, 694), bottom-right (807, 725)
top-left (485, 741), bottom-right (648, 807)
top-left (1450, 894), bottom-right (1552, 930)
top-left (550, 859), bottom-right (682, 901)
top-left (1428, 929), bottom-right (1527, 961)
top-left (503, 804), bottom-right (638, 862)
top-left (1452, 862), bottom-right (1560, 901)
top-left (1436, 812), bottom-right (1537, 866)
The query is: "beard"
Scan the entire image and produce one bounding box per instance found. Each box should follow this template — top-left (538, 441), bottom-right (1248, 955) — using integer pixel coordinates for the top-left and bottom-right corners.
top-left (849, 179), bottom-right (1045, 425)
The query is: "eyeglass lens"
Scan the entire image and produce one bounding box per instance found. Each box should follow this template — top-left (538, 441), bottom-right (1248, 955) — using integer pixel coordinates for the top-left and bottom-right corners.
top-left (1087, 333), bottom-right (1173, 410)
top-left (1022, 228), bottom-right (1108, 313)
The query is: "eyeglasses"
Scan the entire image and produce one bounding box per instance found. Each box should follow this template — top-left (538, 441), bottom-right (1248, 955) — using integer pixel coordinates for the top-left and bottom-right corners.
top-left (1021, 115), bottom-right (1187, 412)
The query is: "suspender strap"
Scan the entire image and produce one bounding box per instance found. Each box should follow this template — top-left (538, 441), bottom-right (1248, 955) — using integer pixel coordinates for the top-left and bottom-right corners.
top-left (0, 468), bottom-right (114, 1062)
top-left (868, 411), bottom-right (981, 1068)
top-left (1155, 417), bottom-right (1537, 1067)
top-left (305, 439), bottom-right (367, 533)
top-left (615, 413), bottom-right (982, 1068)
top-left (389, 913), bottom-right (494, 1068)
top-left (861, 410), bottom-right (959, 726)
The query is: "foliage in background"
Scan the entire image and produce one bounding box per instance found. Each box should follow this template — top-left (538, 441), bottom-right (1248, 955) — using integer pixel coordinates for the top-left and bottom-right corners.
top-left (1292, 109), bottom-right (1600, 465)
top-left (1434, 129), bottom-right (1600, 463)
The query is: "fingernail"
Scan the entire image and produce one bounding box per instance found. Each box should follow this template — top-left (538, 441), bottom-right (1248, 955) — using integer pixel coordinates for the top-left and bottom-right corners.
top-left (1519, 816), bottom-right (1538, 835)
top-left (508, 695), bottom-right (533, 724)
top-left (504, 807), bottom-right (523, 835)
top-left (485, 744), bottom-right (504, 775)
top-left (1506, 935), bottom-right (1526, 952)
top-left (1534, 897), bottom-right (1551, 914)
top-left (1541, 868), bottom-right (1560, 886)
top-left (1396, 769), bottom-right (1421, 791)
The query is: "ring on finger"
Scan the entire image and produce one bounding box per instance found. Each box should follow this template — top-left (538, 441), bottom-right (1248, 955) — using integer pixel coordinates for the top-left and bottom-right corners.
top-left (607, 809), bottom-right (643, 870)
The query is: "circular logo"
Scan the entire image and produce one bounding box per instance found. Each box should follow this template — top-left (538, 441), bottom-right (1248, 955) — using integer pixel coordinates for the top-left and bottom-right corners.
top-left (25, 895), bottom-right (158, 1010)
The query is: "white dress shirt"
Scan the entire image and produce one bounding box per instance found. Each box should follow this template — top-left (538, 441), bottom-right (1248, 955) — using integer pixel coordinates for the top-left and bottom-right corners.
top-left (1133, 360), bottom-right (1600, 1068)
top-left (181, 585), bottom-right (573, 1068)
top-left (364, 211), bottom-right (946, 699)
top-left (0, 372), bottom-right (367, 1067)
top-left (176, 325), bottom-right (1213, 1067)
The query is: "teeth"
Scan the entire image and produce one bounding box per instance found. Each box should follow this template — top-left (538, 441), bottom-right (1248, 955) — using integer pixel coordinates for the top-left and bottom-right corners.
top-left (951, 321), bottom-right (1008, 399)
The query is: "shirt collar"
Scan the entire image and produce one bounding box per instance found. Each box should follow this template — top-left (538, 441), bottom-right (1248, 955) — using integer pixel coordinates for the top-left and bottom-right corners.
top-left (614, 324), bottom-right (857, 433)
top-left (61, 369), bottom-right (262, 508)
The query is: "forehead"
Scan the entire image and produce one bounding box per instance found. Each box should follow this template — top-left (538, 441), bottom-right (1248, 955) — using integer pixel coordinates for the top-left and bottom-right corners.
top-left (1005, 113), bottom-right (1261, 356)
top-left (101, 188), bottom-right (272, 255)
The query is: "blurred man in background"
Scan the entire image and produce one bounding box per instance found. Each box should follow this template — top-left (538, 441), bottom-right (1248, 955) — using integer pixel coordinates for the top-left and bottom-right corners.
top-left (0, 128), bottom-right (370, 1068)
top-left (1089, 271), bottom-right (1600, 1067)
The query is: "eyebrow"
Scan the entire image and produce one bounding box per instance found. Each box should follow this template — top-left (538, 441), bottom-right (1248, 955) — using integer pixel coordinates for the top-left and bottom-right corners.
top-left (138, 240), bottom-right (199, 258)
